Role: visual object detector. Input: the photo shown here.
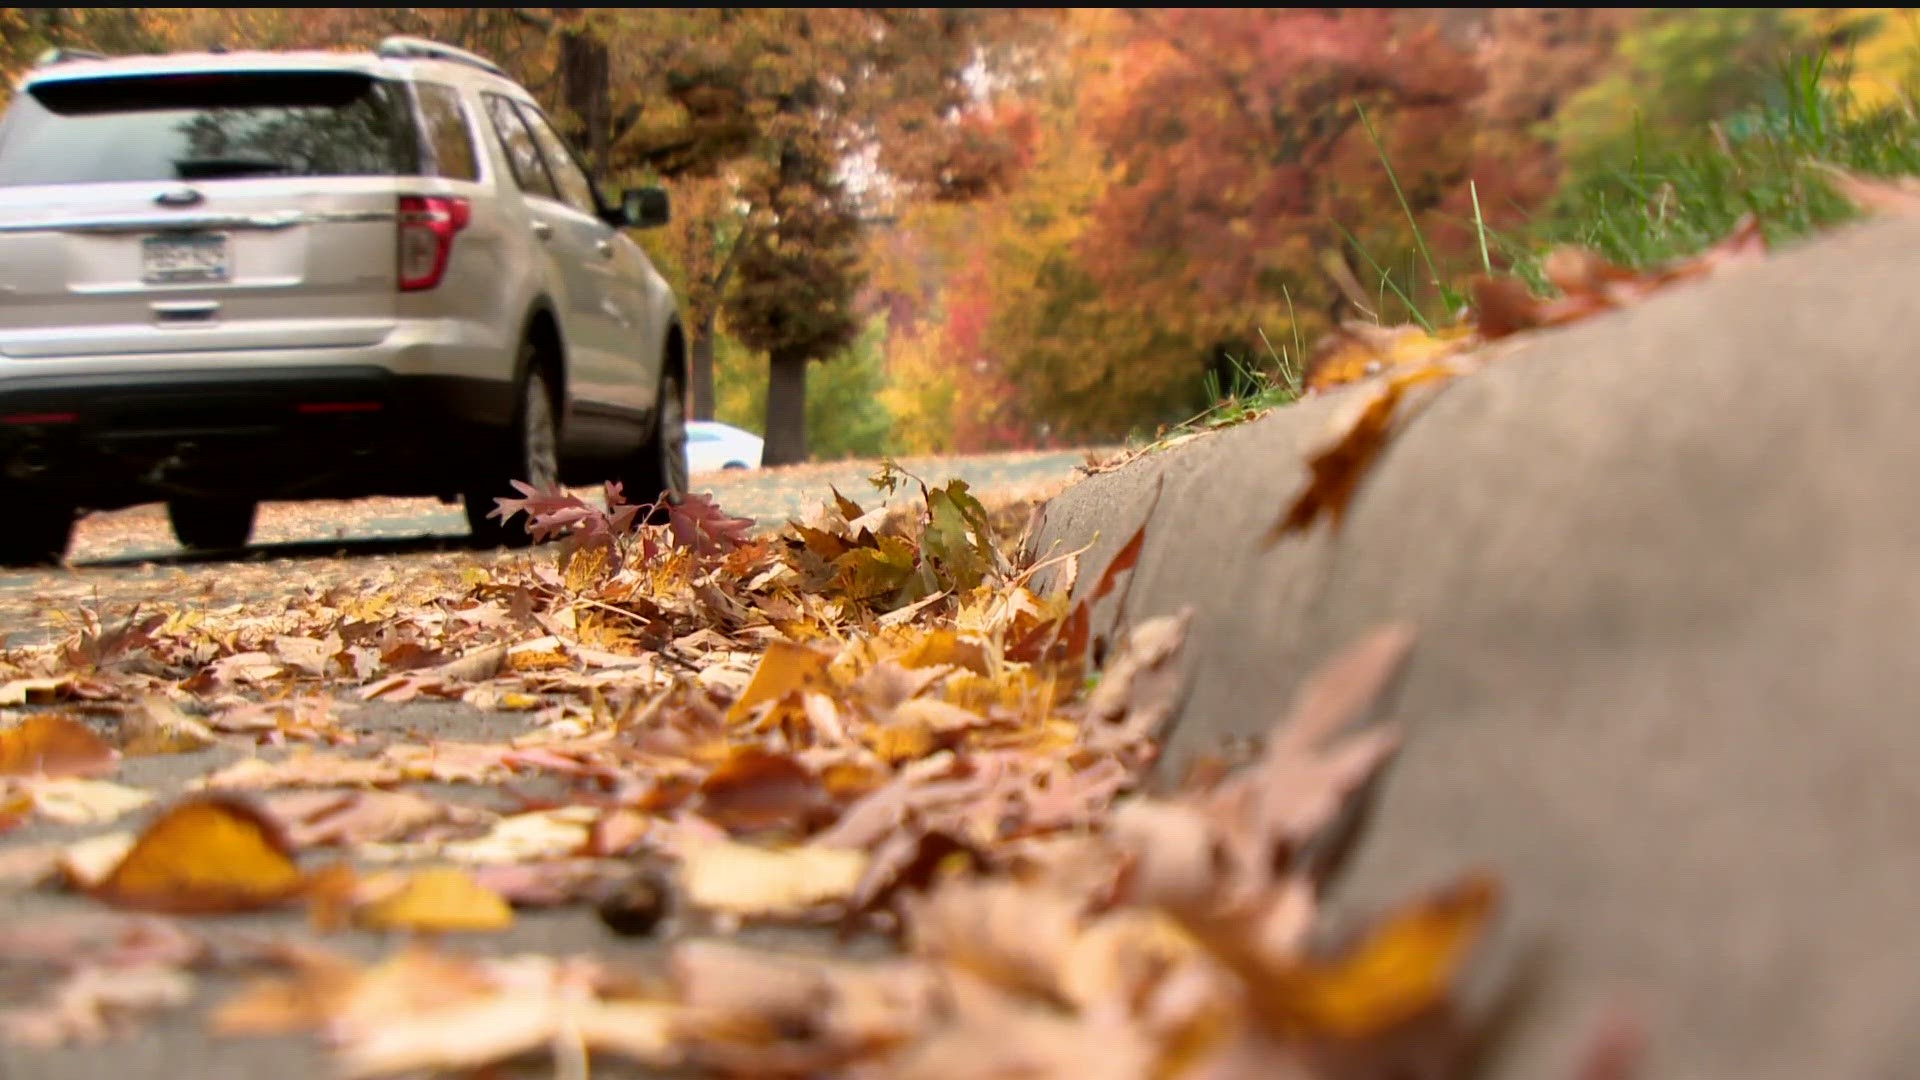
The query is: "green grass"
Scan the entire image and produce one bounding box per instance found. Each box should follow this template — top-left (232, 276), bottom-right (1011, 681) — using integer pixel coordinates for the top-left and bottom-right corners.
top-left (1354, 47), bottom-right (1920, 314)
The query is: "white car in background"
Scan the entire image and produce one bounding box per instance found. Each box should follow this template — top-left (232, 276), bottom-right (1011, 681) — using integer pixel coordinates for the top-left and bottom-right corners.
top-left (686, 420), bottom-right (762, 473)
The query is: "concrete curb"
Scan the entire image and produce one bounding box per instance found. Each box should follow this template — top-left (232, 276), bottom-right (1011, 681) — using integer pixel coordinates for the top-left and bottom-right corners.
top-left (1025, 214), bottom-right (1920, 1078)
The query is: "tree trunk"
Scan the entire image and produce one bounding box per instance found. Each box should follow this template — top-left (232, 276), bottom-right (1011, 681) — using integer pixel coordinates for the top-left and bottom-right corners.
top-left (763, 348), bottom-right (810, 466)
top-left (557, 26), bottom-right (612, 174)
top-left (691, 317), bottom-right (718, 422)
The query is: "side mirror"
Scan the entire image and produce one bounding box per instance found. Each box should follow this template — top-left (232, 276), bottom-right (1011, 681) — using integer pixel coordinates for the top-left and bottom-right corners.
top-left (618, 186), bottom-right (671, 230)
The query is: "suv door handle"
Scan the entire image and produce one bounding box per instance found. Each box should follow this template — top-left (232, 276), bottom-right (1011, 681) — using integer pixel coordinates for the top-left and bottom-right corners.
top-left (594, 239), bottom-right (614, 258)
top-left (529, 220), bottom-right (553, 241)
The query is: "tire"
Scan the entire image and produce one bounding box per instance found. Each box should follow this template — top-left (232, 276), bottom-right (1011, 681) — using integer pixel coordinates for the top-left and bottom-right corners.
top-left (167, 498), bottom-right (257, 552)
top-left (464, 348), bottom-right (561, 549)
top-left (0, 494), bottom-right (74, 568)
top-left (617, 359), bottom-right (689, 518)
top-left (722, 461), bottom-right (748, 471)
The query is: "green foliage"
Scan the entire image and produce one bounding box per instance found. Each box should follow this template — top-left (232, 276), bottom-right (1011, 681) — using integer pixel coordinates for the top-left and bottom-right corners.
top-left (1525, 51), bottom-right (1920, 277)
top-left (1554, 9), bottom-right (1824, 174)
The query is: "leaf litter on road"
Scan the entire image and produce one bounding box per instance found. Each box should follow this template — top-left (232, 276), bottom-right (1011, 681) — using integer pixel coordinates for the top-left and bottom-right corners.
top-left (0, 460), bottom-right (1620, 1078)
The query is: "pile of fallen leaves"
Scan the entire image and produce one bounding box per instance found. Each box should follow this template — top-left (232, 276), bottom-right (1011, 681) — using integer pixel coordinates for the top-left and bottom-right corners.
top-left (0, 456), bottom-right (1640, 1076)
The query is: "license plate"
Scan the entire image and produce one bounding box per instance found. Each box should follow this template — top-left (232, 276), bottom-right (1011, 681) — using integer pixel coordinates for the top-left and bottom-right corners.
top-left (142, 233), bottom-right (230, 284)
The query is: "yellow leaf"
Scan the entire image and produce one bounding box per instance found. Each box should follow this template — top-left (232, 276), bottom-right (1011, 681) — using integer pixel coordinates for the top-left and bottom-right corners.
top-left (724, 640), bottom-right (833, 726)
top-left (866, 719), bottom-right (937, 765)
top-left (353, 867), bottom-right (514, 932)
top-left (678, 838), bottom-right (867, 918)
top-left (90, 795), bottom-right (307, 914)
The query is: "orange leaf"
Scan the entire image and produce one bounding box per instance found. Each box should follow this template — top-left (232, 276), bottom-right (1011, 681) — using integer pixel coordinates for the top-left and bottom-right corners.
top-left (0, 714), bottom-right (118, 778)
top-left (1240, 871), bottom-right (1500, 1040)
top-left (90, 794), bottom-right (306, 915)
top-left (723, 641), bottom-right (832, 725)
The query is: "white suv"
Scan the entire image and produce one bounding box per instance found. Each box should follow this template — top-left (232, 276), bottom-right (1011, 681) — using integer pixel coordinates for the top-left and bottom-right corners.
top-left (0, 37), bottom-right (689, 566)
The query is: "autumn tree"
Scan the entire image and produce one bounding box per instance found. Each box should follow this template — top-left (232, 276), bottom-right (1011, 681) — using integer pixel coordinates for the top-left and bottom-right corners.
top-left (604, 8), bottom-right (1047, 464)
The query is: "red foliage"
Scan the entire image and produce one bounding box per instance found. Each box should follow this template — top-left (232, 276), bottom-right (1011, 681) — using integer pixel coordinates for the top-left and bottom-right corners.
top-left (1079, 9), bottom-right (1530, 322)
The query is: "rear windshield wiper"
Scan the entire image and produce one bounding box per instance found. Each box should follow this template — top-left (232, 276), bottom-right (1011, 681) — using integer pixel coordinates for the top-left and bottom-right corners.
top-left (172, 156), bottom-right (293, 179)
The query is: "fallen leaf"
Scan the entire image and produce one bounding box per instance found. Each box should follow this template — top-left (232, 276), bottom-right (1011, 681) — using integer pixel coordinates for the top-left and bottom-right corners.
top-left (90, 795), bottom-right (307, 914)
top-left (906, 878), bottom-right (1085, 1005)
top-left (120, 695), bottom-right (217, 756)
top-left (0, 676), bottom-right (71, 707)
top-left (0, 714), bottom-right (118, 778)
top-left (198, 752), bottom-right (403, 791)
top-left (696, 748), bottom-right (834, 835)
top-left (263, 789), bottom-right (493, 850)
top-left (1271, 365), bottom-right (1459, 540)
top-left (1083, 609), bottom-right (1193, 750)
top-left (1242, 871), bottom-right (1501, 1040)
top-left (428, 806), bottom-right (597, 864)
top-left (352, 867), bottom-right (515, 932)
top-left (25, 778), bottom-right (155, 826)
top-left (724, 640), bottom-right (833, 725)
top-left (59, 832), bottom-right (136, 890)
top-left (678, 837), bottom-right (868, 918)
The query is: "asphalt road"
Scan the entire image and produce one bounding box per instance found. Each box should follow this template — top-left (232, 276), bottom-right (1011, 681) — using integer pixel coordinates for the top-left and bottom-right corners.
top-left (0, 448), bottom-right (1099, 651)
top-left (0, 446), bottom-right (1100, 1079)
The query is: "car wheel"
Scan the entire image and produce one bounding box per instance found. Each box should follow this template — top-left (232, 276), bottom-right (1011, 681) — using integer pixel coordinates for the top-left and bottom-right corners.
top-left (167, 498), bottom-right (257, 552)
top-left (618, 360), bottom-right (688, 518)
top-left (0, 494), bottom-right (74, 568)
top-left (465, 350), bottom-right (561, 549)
top-left (722, 461), bottom-right (748, 471)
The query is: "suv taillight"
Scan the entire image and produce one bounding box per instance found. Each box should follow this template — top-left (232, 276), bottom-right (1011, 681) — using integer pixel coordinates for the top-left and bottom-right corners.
top-left (397, 194), bottom-right (469, 291)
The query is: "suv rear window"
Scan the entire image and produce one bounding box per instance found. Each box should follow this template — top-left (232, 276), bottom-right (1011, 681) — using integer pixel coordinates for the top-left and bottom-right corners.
top-left (0, 70), bottom-right (421, 186)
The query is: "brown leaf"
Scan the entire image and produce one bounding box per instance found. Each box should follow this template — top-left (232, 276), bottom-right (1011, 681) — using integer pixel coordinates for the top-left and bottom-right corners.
top-left (0, 714), bottom-right (118, 778)
top-left (262, 789), bottom-right (493, 849)
top-left (1083, 609), bottom-right (1193, 751)
top-left (696, 748), bottom-right (834, 835)
top-left (90, 794), bottom-right (307, 915)
top-left (905, 878), bottom-right (1086, 1006)
top-left (670, 940), bottom-right (938, 1068)
top-left (1271, 365), bottom-right (1458, 540)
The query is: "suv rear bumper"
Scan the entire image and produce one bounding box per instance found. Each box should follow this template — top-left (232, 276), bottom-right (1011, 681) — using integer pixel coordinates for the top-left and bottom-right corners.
top-left (0, 364), bottom-right (516, 507)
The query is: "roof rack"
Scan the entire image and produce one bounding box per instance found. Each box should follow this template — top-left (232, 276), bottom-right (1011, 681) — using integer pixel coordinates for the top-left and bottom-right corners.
top-left (34, 47), bottom-right (109, 68)
top-left (375, 36), bottom-right (507, 78)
